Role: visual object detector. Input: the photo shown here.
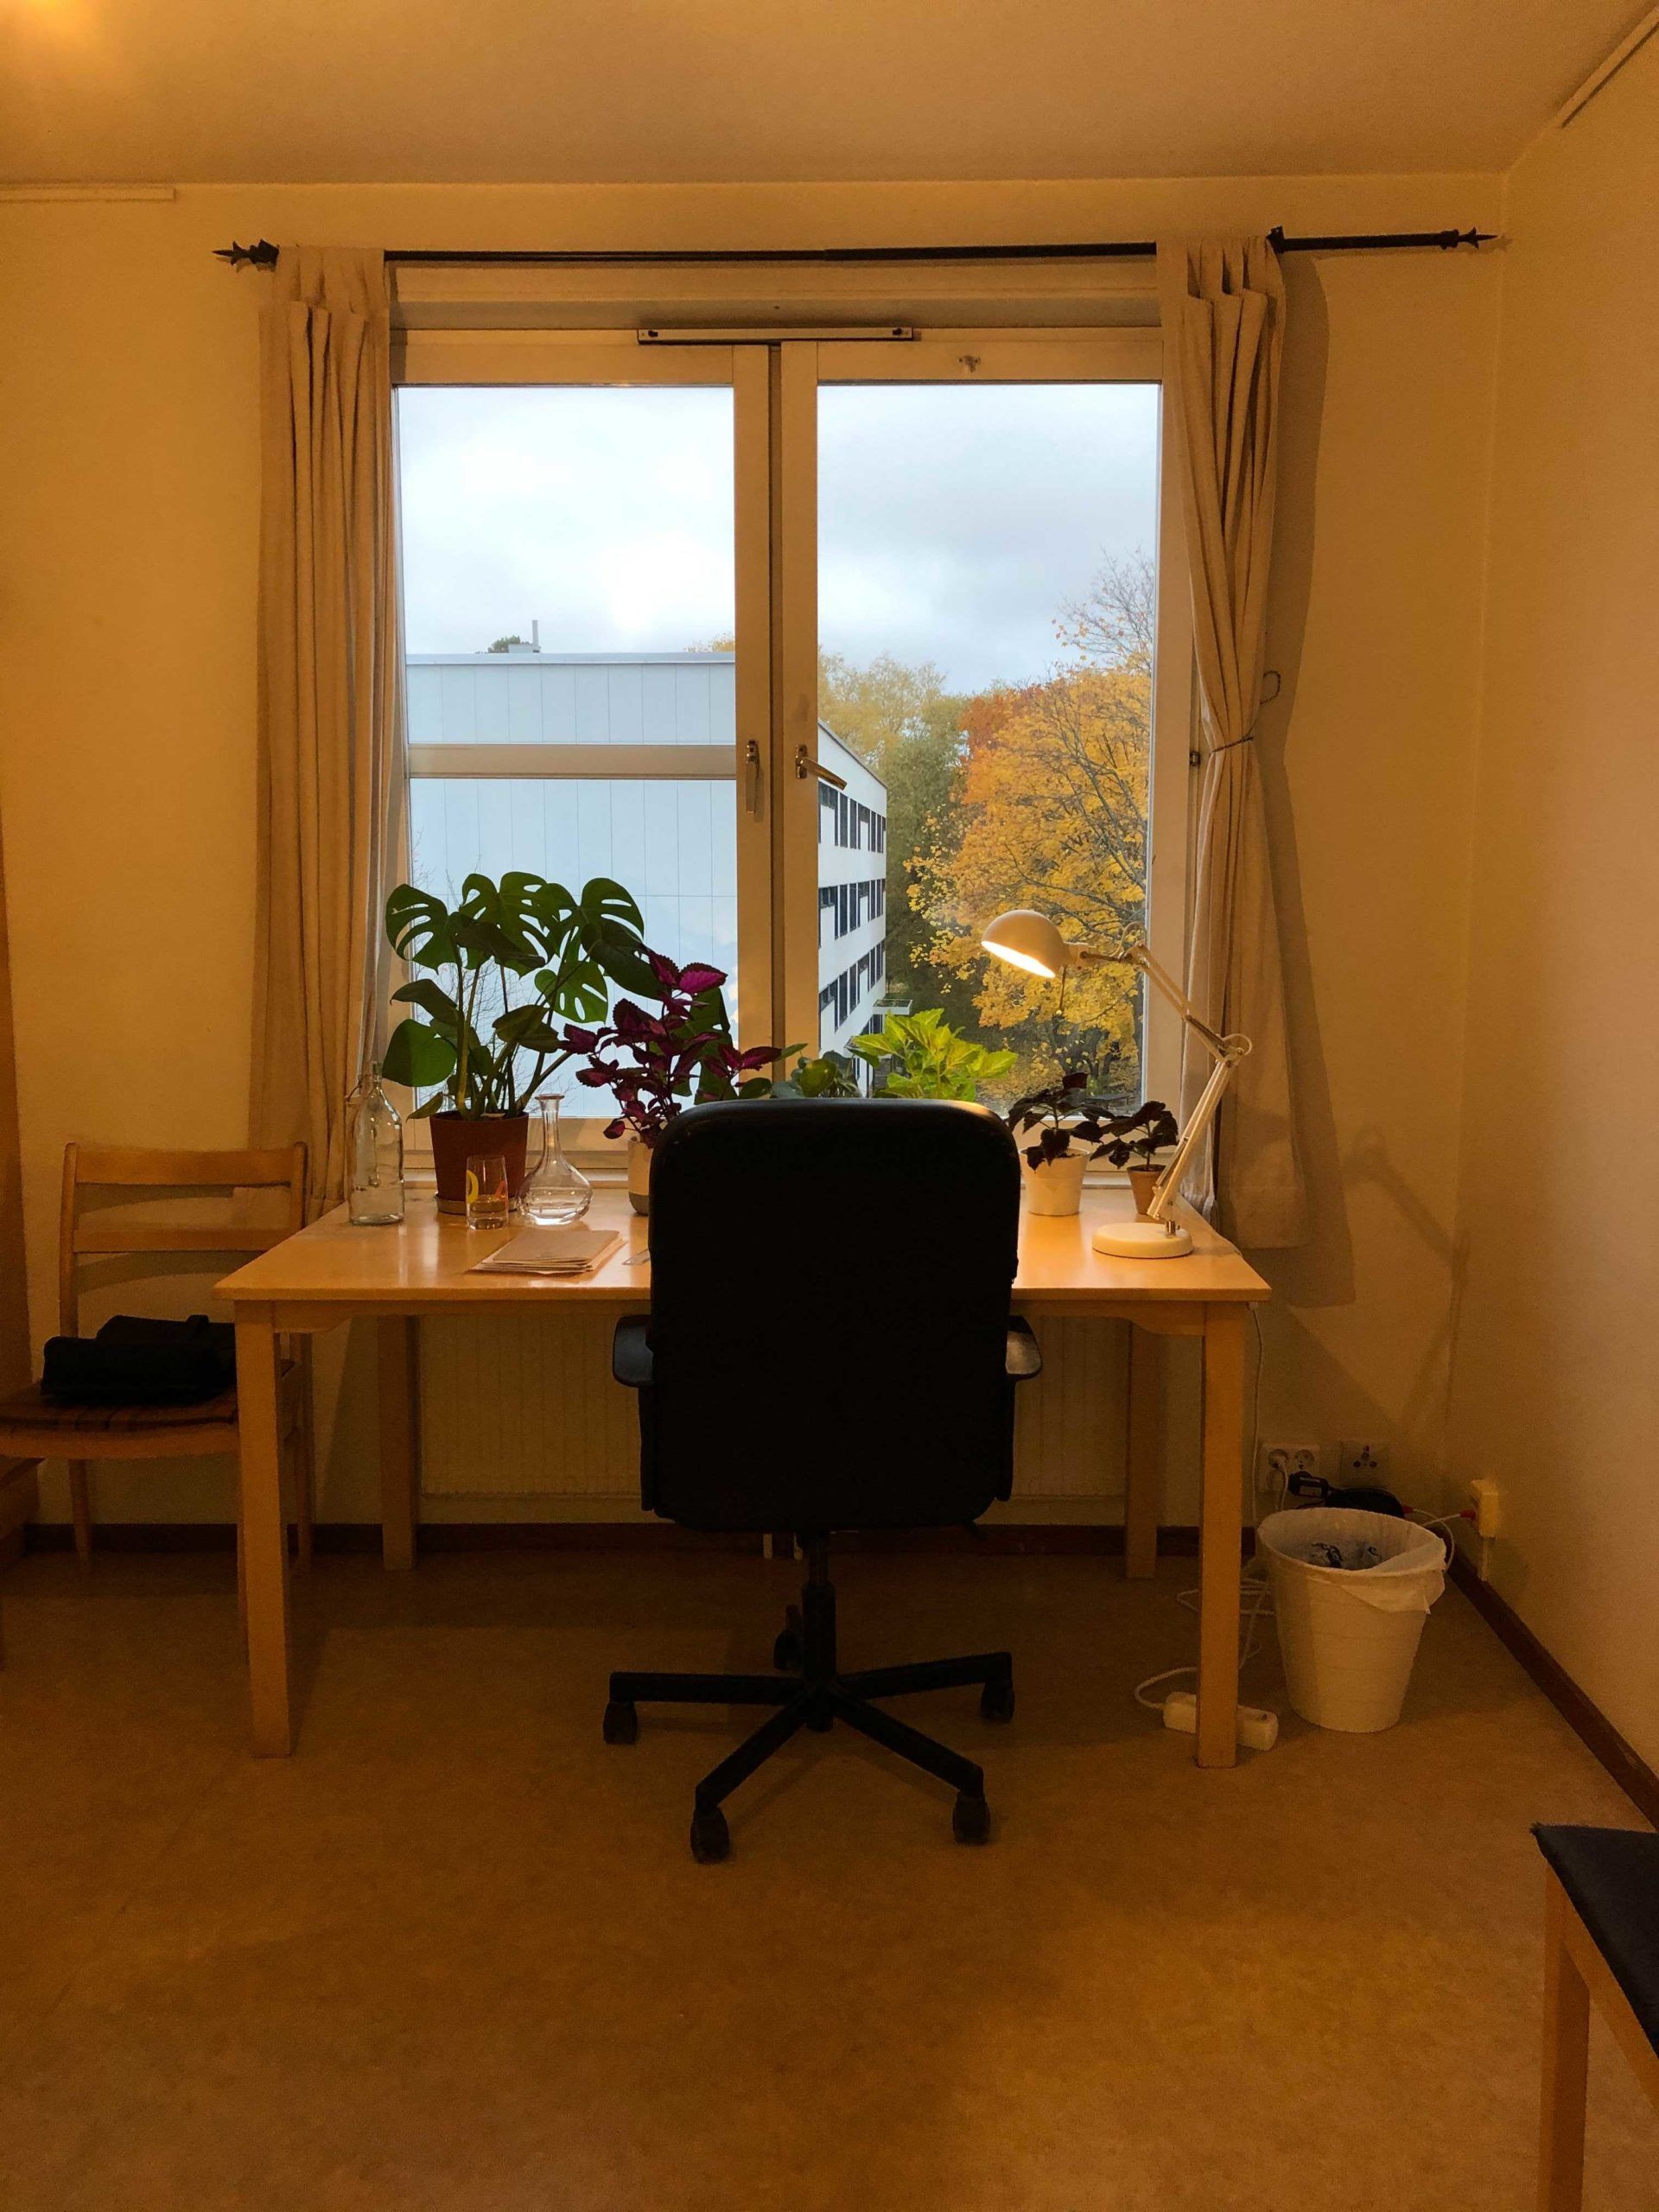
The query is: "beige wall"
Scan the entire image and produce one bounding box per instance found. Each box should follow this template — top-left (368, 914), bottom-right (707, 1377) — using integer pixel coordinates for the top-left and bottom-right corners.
top-left (0, 174), bottom-right (1500, 1525)
top-left (1447, 45), bottom-right (1659, 1772)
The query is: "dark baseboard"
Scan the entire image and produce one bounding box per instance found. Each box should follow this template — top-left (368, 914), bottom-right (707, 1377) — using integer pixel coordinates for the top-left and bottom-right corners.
top-left (21, 1519), bottom-right (1207, 1559)
top-left (1449, 1553), bottom-right (1659, 1828)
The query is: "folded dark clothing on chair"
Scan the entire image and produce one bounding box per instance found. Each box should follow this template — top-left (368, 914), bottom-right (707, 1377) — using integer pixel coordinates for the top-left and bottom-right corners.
top-left (41, 1315), bottom-right (237, 1406)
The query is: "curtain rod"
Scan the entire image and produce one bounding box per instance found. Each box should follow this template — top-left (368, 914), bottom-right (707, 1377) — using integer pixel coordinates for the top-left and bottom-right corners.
top-left (213, 226), bottom-right (1492, 271)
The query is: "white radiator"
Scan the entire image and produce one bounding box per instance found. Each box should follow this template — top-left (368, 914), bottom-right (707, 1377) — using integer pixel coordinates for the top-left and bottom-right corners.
top-left (418, 1312), bottom-right (1129, 1513)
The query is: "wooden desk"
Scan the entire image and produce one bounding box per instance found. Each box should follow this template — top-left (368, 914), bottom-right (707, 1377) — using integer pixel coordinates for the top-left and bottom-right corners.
top-left (219, 1187), bottom-right (1267, 1767)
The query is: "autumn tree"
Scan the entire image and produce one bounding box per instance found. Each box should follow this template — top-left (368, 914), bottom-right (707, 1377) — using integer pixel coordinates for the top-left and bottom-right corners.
top-left (908, 556), bottom-right (1156, 1100)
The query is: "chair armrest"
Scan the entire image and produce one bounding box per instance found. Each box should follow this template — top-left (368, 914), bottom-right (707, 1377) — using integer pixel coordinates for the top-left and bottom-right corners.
top-left (612, 1316), bottom-right (653, 1390)
top-left (1006, 1319), bottom-right (1042, 1382)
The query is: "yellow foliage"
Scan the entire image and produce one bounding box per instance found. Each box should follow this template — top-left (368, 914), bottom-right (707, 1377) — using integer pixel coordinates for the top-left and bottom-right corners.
top-left (911, 644), bottom-right (1153, 1096)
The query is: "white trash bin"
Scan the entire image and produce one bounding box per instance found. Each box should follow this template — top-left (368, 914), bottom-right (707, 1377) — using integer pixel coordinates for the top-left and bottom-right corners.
top-left (1257, 1508), bottom-right (1447, 1732)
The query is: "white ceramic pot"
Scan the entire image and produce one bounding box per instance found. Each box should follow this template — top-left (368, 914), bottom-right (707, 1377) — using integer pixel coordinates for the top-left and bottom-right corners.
top-left (1022, 1151), bottom-right (1088, 1217)
top-left (626, 1137), bottom-right (652, 1216)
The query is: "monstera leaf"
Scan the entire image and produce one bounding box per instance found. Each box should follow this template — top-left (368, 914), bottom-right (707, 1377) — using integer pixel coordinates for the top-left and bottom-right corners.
top-left (380, 871), bottom-right (652, 1116)
top-left (385, 884), bottom-right (461, 972)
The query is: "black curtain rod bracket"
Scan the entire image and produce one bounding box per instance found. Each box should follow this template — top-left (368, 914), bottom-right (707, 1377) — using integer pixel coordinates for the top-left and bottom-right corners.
top-left (214, 227), bottom-right (1493, 273)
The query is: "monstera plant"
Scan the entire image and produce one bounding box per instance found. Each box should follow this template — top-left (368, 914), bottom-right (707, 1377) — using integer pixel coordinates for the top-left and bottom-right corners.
top-left (380, 872), bottom-right (656, 1208)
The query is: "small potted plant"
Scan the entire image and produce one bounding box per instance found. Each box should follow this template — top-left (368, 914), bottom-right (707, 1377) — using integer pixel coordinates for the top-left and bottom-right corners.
top-left (1005, 1069), bottom-right (1123, 1217)
top-left (1099, 1101), bottom-right (1181, 1216)
top-left (380, 871), bottom-right (653, 1211)
top-left (562, 953), bottom-right (782, 1212)
top-left (849, 1008), bottom-right (1016, 1100)
top-left (770, 1048), bottom-right (861, 1099)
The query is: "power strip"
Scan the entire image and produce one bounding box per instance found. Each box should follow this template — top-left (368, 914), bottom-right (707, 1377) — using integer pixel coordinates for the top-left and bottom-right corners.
top-left (1160, 1689), bottom-right (1280, 1751)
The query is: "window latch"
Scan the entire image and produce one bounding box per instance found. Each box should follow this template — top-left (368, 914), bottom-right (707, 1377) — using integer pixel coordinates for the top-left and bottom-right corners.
top-left (744, 738), bottom-right (763, 817)
top-left (798, 744), bottom-right (847, 790)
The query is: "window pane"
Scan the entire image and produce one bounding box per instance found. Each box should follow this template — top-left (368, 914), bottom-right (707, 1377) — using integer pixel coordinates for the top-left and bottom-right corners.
top-left (817, 382), bottom-right (1160, 1108)
top-left (396, 385), bottom-right (741, 1122)
top-left (399, 387), bottom-right (734, 660)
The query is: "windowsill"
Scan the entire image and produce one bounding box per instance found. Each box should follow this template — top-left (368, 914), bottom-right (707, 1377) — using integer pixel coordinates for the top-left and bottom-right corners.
top-left (400, 1146), bottom-right (1148, 1192)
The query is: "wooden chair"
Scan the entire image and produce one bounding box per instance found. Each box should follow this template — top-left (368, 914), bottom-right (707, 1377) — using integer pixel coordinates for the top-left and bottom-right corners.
top-left (1535, 1823), bottom-right (1659, 2210)
top-left (0, 1144), bottom-right (313, 1570)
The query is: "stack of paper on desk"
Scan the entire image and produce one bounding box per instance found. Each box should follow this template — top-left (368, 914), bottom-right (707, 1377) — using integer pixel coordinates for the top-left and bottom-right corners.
top-left (467, 1227), bottom-right (624, 1277)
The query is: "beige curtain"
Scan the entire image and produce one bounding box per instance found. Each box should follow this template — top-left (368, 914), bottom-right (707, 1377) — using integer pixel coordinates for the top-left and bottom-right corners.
top-left (251, 247), bottom-right (404, 1213)
top-left (1157, 238), bottom-right (1306, 1249)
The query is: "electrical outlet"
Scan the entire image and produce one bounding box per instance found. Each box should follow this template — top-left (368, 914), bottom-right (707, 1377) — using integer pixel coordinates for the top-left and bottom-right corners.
top-left (1468, 1478), bottom-right (1501, 1541)
top-left (1259, 1442), bottom-right (1320, 1493)
top-left (1337, 1438), bottom-right (1391, 1485)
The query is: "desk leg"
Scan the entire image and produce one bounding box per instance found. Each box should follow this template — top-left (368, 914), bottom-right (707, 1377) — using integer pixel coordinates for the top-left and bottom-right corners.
top-left (1197, 1304), bottom-right (1246, 1768)
top-left (378, 1316), bottom-right (418, 1572)
top-left (1538, 1876), bottom-right (1589, 2212)
top-left (1124, 1326), bottom-right (1161, 1580)
top-left (235, 1313), bottom-right (292, 1756)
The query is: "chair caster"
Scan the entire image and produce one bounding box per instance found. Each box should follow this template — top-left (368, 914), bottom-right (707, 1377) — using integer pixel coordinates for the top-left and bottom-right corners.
top-left (602, 1699), bottom-right (639, 1745)
top-left (772, 1605), bottom-right (804, 1673)
top-left (952, 1790), bottom-right (991, 1846)
top-left (690, 1802), bottom-right (730, 1864)
top-left (979, 1677), bottom-right (1015, 1723)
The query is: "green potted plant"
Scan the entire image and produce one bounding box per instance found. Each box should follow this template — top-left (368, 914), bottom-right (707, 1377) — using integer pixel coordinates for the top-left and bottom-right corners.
top-left (380, 872), bottom-right (653, 1211)
top-left (770, 1048), bottom-right (861, 1099)
top-left (849, 1008), bottom-right (1016, 1101)
top-left (561, 952), bottom-right (782, 1212)
top-left (1005, 1068), bottom-right (1123, 1217)
top-left (1099, 1100), bottom-right (1181, 1217)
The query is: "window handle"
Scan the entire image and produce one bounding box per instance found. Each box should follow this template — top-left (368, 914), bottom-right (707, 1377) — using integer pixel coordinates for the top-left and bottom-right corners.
top-left (744, 738), bottom-right (763, 817)
top-left (798, 743), bottom-right (847, 790)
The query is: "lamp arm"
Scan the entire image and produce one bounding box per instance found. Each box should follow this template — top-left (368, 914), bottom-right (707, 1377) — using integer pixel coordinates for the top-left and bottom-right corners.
top-left (1146, 1040), bottom-right (1249, 1224)
top-left (1077, 939), bottom-right (1230, 1055)
top-left (1070, 932), bottom-right (1249, 1224)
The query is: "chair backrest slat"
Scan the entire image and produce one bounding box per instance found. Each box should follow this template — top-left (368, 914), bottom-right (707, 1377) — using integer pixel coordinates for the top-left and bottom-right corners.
top-left (70, 1146), bottom-right (302, 1189)
top-left (58, 1141), bottom-right (307, 1338)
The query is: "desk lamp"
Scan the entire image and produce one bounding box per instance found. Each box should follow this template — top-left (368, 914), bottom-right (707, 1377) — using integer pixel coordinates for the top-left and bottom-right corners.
top-left (980, 909), bottom-right (1251, 1259)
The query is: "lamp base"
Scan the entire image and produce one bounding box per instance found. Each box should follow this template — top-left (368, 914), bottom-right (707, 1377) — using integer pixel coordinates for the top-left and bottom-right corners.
top-left (1091, 1217), bottom-right (1193, 1260)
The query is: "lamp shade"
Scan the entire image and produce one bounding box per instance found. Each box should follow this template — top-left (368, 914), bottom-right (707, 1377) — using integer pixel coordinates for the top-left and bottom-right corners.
top-left (980, 908), bottom-right (1077, 979)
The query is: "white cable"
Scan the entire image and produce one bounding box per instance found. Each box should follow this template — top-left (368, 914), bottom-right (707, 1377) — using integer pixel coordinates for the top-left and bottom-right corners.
top-left (1133, 1567), bottom-right (1274, 1710)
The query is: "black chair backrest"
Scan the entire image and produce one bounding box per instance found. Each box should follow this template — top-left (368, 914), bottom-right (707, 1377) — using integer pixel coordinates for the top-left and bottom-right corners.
top-left (645, 1098), bottom-right (1022, 1534)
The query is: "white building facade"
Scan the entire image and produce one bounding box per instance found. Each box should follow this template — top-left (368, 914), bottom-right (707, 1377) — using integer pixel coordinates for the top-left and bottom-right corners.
top-left (815, 728), bottom-right (889, 1054)
top-left (405, 648), bottom-right (887, 1057)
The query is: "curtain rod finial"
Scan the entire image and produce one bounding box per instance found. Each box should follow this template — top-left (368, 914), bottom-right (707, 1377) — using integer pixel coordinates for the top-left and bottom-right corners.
top-left (216, 238), bottom-right (279, 270)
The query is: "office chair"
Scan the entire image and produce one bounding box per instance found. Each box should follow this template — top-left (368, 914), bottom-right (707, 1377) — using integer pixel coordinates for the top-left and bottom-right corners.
top-left (605, 1097), bottom-right (1042, 1861)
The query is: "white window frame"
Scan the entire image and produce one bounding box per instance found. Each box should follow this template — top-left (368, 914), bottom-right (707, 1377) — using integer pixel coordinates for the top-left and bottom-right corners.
top-left (394, 277), bottom-right (1192, 1167)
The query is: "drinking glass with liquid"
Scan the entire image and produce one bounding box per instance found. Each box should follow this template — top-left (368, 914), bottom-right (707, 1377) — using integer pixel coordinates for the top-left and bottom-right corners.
top-left (465, 1153), bottom-right (510, 1230)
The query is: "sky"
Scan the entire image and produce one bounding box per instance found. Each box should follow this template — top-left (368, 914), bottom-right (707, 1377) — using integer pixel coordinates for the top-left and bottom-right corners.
top-left (398, 379), bottom-right (1160, 696)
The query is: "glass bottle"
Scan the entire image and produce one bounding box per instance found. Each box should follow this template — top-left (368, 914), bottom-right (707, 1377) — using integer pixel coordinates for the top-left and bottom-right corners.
top-left (346, 1061), bottom-right (405, 1225)
top-left (519, 1093), bottom-right (592, 1225)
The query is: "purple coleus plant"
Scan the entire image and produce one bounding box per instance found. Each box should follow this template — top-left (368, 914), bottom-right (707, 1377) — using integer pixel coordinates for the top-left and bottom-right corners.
top-left (561, 950), bottom-right (782, 1146)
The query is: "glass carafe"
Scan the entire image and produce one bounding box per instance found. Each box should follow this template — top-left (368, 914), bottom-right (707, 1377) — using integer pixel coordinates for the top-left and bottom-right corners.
top-left (346, 1061), bottom-right (405, 1225)
top-left (519, 1093), bottom-right (592, 1224)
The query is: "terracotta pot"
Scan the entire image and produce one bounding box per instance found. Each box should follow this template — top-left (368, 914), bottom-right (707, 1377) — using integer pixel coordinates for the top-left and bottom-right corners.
top-left (1022, 1152), bottom-right (1088, 1218)
top-left (626, 1138), bottom-right (652, 1216)
top-left (1127, 1165), bottom-right (1164, 1218)
top-left (429, 1111), bottom-right (531, 1215)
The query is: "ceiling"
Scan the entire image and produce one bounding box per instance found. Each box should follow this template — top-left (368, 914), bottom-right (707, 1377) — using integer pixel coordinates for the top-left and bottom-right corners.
top-left (0, 0), bottom-right (1643, 187)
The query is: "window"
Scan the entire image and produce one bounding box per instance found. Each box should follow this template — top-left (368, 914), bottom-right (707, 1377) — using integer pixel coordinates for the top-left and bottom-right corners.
top-left (394, 315), bottom-right (1187, 1147)
top-left (817, 372), bottom-right (1167, 1108)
